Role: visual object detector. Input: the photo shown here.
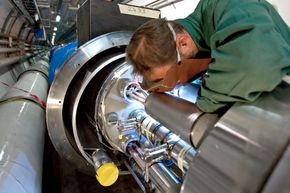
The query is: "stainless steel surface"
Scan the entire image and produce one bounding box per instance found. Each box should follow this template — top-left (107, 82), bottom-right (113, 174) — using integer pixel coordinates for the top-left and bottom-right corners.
top-left (261, 143), bottom-right (290, 193)
top-left (95, 63), bottom-right (144, 152)
top-left (46, 31), bottom-right (133, 174)
top-left (137, 112), bottom-right (197, 172)
top-left (71, 53), bottom-right (127, 165)
top-left (145, 92), bottom-right (203, 145)
top-left (0, 61), bottom-right (48, 193)
top-left (169, 139), bottom-right (196, 171)
top-left (181, 81), bottom-right (290, 193)
top-left (190, 113), bottom-right (219, 148)
top-left (91, 149), bottom-right (113, 170)
top-left (154, 125), bottom-right (171, 142)
top-left (149, 163), bottom-right (181, 193)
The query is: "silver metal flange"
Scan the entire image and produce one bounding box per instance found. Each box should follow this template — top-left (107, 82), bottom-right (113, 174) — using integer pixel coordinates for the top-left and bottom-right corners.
top-left (46, 31), bottom-right (132, 174)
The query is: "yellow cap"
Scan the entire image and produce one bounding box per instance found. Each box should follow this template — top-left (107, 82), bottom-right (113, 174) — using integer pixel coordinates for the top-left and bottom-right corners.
top-left (96, 163), bottom-right (119, 187)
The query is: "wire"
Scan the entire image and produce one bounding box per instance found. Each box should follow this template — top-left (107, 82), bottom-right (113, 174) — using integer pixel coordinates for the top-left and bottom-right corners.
top-left (86, 113), bottom-right (116, 151)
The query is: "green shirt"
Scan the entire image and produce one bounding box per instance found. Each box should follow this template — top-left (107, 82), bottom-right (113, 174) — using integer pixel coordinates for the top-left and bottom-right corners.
top-left (176, 0), bottom-right (290, 112)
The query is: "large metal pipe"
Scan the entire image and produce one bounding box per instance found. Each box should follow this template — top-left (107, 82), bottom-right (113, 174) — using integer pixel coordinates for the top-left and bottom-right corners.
top-left (145, 93), bottom-right (203, 144)
top-left (144, 93), bottom-right (219, 147)
top-left (149, 163), bottom-right (181, 193)
top-left (0, 59), bottom-right (48, 193)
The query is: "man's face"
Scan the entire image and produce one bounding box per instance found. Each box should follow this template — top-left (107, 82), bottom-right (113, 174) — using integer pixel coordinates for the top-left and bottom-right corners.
top-left (142, 63), bottom-right (173, 83)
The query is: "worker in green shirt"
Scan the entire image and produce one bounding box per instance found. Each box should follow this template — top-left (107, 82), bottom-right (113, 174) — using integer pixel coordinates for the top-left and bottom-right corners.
top-left (126, 0), bottom-right (290, 113)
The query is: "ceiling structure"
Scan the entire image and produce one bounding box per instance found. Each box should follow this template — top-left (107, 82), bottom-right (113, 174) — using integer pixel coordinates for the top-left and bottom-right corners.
top-left (5, 0), bottom-right (289, 46)
top-left (8, 0), bottom-right (191, 45)
top-left (36, 0), bottom-right (85, 44)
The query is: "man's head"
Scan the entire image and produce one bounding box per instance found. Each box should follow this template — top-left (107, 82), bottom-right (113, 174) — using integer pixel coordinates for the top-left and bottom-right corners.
top-left (126, 18), bottom-right (198, 83)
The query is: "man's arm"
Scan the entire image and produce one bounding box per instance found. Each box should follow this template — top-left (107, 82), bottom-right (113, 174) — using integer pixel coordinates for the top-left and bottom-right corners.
top-left (197, 1), bottom-right (290, 112)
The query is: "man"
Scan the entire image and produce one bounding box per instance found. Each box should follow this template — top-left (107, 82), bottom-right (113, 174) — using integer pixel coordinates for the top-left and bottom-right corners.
top-left (126, 0), bottom-right (290, 112)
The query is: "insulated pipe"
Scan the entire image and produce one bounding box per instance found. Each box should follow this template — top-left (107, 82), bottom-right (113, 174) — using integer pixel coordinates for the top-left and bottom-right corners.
top-left (0, 59), bottom-right (48, 193)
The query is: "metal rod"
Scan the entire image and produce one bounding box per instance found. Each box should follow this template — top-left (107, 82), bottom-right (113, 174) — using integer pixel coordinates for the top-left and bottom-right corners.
top-left (124, 161), bottom-right (146, 193)
top-left (0, 47), bottom-right (21, 53)
top-left (154, 0), bottom-right (184, 9)
top-left (145, 0), bottom-right (163, 7)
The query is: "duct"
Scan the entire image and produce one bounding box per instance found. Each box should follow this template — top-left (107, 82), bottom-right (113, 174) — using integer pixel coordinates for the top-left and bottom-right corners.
top-left (0, 56), bottom-right (49, 193)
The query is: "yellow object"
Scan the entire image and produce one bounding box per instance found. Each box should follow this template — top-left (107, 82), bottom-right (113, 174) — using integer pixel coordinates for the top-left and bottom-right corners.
top-left (96, 163), bottom-right (119, 187)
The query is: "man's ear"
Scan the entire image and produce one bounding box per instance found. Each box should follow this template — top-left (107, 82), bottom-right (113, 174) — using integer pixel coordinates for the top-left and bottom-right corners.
top-left (176, 34), bottom-right (190, 48)
top-left (177, 33), bottom-right (199, 58)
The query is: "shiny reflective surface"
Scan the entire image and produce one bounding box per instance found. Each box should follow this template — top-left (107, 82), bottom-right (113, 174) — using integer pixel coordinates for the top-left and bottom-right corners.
top-left (46, 31), bottom-right (133, 174)
top-left (46, 30), bottom-right (290, 193)
top-left (261, 144), bottom-right (290, 193)
top-left (181, 81), bottom-right (290, 193)
top-left (95, 63), bottom-right (144, 152)
top-left (145, 92), bottom-right (203, 145)
top-left (149, 163), bottom-right (181, 193)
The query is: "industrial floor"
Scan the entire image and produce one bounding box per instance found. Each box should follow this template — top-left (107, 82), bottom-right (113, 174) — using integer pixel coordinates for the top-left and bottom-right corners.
top-left (42, 132), bottom-right (142, 193)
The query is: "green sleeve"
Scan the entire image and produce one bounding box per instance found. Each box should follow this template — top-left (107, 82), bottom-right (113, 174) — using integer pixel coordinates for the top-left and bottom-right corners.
top-left (196, 1), bottom-right (290, 112)
top-left (175, 0), bottom-right (211, 52)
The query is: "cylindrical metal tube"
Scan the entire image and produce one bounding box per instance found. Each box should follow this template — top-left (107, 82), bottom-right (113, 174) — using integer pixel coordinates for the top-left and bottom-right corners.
top-left (91, 149), bottom-right (119, 187)
top-left (135, 111), bottom-right (197, 172)
top-left (149, 163), bottom-right (181, 193)
top-left (145, 93), bottom-right (203, 144)
top-left (0, 56), bottom-right (24, 69)
top-left (0, 60), bottom-right (48, 193)
top-left (0, 47), bottom-right (21, 53)
top-left (167, 138), bottom-right (196, 171)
